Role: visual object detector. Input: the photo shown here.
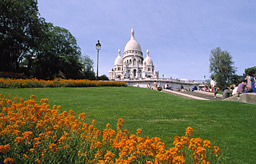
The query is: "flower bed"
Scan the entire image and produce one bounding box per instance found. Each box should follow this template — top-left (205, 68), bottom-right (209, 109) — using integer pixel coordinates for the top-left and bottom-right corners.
top-left (0, 78), bottom-right (127, 88)
top-left (0, 94), bottom-right (220, 164)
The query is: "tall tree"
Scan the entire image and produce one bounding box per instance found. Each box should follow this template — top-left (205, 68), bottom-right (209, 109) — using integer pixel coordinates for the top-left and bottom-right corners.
top-left (243, 66), bottom-right (256, 77)
top-left (209, 47), bottom-right (236, 90)
top-left (1, 0), bottom-right (86, 79)
top-left (0, 0), bottom-right (40, 72)
top-left (81, 55), bottom-right (96, 80)
top-left (32, 23), bottom-right (83, 79)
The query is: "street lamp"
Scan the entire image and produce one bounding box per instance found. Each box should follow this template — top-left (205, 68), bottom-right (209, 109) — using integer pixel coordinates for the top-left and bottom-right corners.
top-left (96, 40), bottom-right (101, 79)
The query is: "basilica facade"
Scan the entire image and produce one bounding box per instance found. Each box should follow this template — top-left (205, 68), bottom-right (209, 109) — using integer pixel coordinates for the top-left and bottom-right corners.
top-left (109, 29), bottom-right (159, 80)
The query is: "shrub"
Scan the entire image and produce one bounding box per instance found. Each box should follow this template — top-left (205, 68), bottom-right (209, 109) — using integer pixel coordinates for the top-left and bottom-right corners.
top-left (0, 78), bottom-right (127, 88)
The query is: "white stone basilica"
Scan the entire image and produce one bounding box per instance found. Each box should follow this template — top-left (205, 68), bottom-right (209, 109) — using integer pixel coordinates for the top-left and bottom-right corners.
top-left (109, 29), bottom-right (159, 80)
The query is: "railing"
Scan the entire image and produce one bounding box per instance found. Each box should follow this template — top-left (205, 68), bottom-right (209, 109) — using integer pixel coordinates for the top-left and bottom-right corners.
top-left (123, 78), bottom-right (202, 84)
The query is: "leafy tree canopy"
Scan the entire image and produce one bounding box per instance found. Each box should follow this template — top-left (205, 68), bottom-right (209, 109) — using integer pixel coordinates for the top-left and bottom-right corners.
top-left (243, 66), bottom-right (256, 77)
top-left (209, 47), bottom-right (236, 90)
top-left (0, 0), bottom-right (94, 80)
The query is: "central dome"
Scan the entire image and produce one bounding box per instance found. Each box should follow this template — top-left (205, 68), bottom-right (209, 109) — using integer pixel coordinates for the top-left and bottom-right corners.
top-left (124, 29), bottom-right (142, 52)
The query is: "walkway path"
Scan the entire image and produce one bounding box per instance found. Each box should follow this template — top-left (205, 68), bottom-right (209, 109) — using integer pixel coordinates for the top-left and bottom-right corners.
top-left (162, 89), bottom-right (222, 100)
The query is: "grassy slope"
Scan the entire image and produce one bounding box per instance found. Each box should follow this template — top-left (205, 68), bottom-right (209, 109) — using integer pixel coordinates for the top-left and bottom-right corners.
top-left (0, 87), bottom-right (255, 163)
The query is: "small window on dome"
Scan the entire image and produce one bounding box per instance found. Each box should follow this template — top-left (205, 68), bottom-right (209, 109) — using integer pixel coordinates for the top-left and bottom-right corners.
top-left (148, 68), bottom-right (151, 71)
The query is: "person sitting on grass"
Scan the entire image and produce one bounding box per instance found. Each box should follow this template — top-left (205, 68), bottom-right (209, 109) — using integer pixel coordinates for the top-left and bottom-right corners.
top-left (244, 70), bottom-right (255, 93)
top-left (222, 86), bottom-right (233, 99)
top-left (237, 80), bottom-right (247, 95)
top-left (192, 85), bottom-right (198, 92)
top-left (232, 84), bottom-right (238, 96)
top-left (165, 82), bottom-right (171, 90)
top-left (252, 73), bottom-right (256, 93)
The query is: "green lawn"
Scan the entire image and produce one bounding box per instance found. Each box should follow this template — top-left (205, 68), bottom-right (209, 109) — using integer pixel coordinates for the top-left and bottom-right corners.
top-left (0, 87), bottom-right (255, 163)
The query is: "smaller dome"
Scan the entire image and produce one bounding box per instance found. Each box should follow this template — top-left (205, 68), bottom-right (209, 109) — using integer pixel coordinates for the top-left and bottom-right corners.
top-left (114, 49), bottom-right (123, 65)
top-left (144, 49), bottom-right (153, 65)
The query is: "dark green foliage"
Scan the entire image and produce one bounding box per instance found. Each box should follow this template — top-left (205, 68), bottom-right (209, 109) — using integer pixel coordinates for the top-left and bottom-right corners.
top-left (98, 74), bottom-right (109, 80)
top-left (31, 23), bottom-right (83, 79)
top-left (243, 66), bottom-right (256, 77)
top-left (0, 0), bottom-right (89, 80)
top-left (81, 55), bottom-right (96, 80)
top-left (229, 74), bottom-right (244, 85)
top-left (0, 0), bottom-right (39, 72)
top-left (209, 47), bottom-right (236, 90)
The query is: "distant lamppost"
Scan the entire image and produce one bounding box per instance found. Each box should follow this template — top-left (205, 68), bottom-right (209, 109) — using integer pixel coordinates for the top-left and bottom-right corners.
top-left (162, 74), bottom-right (164, 79)
top-left (96, 40), bottom-right (101, 79)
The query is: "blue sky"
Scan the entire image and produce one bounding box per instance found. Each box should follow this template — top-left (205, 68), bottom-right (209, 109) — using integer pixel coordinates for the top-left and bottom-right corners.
top-left (38, 0), bottom-right (256, 80)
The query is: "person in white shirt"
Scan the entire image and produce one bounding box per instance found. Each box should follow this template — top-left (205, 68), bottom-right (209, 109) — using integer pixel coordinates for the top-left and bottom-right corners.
top-left (211, 77), bottom-right (218, 98)
top-left (232, 84), bottom-right (238, 96)
top-left (165, 82), bottom-right (170, 90)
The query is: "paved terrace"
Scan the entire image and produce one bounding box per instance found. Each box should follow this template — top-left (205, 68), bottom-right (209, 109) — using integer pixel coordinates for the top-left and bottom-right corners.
top-left (162, 89), bottom-right (256, 104)
top-left (162, 89), bottom-right (222, 100)
top-left (124, 78), bottom-right (200, 90)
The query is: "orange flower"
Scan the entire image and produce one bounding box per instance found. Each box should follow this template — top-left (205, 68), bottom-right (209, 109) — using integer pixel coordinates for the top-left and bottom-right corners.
top-left (35, 158), bottom-right (40, 163)
top-left (69, 110), bottom-right (74, 116)
top-left (64, 145), bottom-right (69, 149)
top-left (104, 150), bottom-right (114, 161)
top-left (78, 113), bottom-right (86, 121)
top-left (30, 95), bottom-right (35, 99)
top-left (136, 128), bottom-right (143, 135)
top-left (172, 156), bottom-right (185, 164)
top-left (203, 140), bottom-right (211, 148)
top-left (14, 137), bottom-right (23, 144)
top-left (22, 131), bottom-right (34, 140)
top-left (49, 143), bottom-right (58, 152)
top-left (23, 154), bottom-right (29, 159)
top-left (186, 127), bottom-right (193, 136)
top-left (3, 157), bottom-right (15, 163)
top-left (0, 144), bottom-right (11, 153)
top-left (30, 148), bottom-right (36, 153)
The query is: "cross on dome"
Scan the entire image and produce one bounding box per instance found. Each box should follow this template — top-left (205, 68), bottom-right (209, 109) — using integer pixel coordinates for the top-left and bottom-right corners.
top-left (118, 49), bottom-right (121, 56)
top-left (147, 49), bottom-right (149, 56)
top-left (131, 28), bottom-right (135, 40)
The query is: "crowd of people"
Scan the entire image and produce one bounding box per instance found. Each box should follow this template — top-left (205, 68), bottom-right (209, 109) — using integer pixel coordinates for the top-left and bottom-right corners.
top-left (148, 71), bottom-right (256, 100)
top-left (211, 71), bottom-right (256, 99)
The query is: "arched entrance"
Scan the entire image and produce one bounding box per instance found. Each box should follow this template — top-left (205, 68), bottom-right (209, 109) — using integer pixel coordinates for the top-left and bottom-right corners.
top-left (133, 69), bottom-right (136, 78)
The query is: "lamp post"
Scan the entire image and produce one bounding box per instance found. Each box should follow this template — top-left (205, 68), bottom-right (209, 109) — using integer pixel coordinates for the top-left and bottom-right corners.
top-left (96, 40), bottom-right (101, 79)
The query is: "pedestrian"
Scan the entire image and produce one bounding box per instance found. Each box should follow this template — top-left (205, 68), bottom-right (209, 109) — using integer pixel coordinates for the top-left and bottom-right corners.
top-left (211, 77), bottom-right (218, 98)
top-left (153, 81), bottom-right (157, 90)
